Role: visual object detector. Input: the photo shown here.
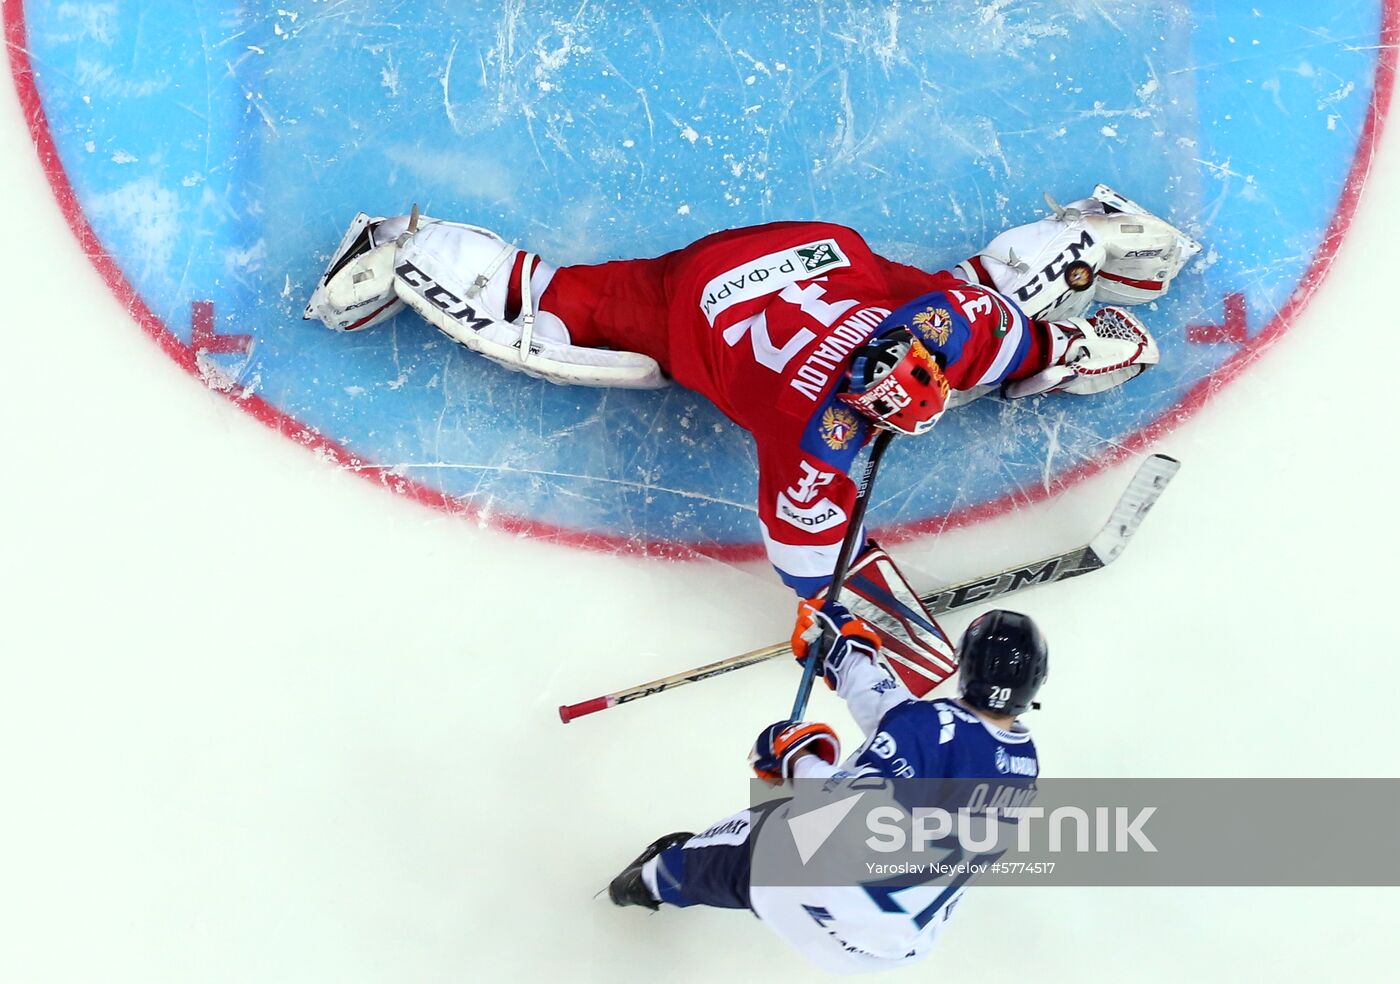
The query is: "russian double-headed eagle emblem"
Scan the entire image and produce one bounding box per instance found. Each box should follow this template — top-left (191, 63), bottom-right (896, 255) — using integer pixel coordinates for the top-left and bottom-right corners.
top-left (819, 405), bottom-right (860, 450)
top-left (912, 306), bottom-right (953, 345)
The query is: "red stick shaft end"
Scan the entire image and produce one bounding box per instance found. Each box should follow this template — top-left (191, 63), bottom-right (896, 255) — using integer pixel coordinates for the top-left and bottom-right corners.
top-left (558, 696), bottom-right (611, 724)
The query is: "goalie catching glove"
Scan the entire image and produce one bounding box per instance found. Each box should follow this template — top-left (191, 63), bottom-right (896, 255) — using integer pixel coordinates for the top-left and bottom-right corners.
top-left (791, 598), bottom-right (883, 691)
top-left (749, 720), bottom-right (841, 784)
top-left (1005, 306), bottom-right (1159, 398)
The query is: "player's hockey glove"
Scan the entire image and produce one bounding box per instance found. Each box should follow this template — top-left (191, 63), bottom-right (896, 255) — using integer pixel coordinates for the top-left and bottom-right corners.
top-left (792, 598), bottom-right (882, 691)
top-left (749, 720), bottom-right (841, 784)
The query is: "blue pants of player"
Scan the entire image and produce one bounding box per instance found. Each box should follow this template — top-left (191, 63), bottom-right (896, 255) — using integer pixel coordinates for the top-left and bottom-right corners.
top-left (651, 807), bottom-right (770, 910)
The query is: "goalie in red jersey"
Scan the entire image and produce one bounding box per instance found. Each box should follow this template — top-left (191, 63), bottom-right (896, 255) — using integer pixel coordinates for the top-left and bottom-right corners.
top-left (306, 188), bottom-right (1198, 594)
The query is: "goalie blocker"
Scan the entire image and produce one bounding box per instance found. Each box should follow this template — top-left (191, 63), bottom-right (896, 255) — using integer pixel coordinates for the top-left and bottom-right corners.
top-left (809, 543), bottom-right (958, 695)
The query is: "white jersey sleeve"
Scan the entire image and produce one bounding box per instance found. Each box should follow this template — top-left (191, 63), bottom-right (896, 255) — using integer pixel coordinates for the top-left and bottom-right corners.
top-left (834, 652), bottom-right (914, 738)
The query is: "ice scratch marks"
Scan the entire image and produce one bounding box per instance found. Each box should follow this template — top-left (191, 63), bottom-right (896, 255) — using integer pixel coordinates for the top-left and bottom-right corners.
top-left (431, 345), bottom-right (456, 466)
top-left (1190, 155), bottom-right (1262, 220)
top-left (441, 38), bottom-right (462, 132)
top-left (50, 2), bottom-right (119, 46)
top-left (493, 0), bottom-right (524, 114)
top-left (357, 460), bottom-right (757, 513)
top-left (1318, 79), bottom-right (1356, 111)
top-left (698, 11), bottom-right (757, 93)
top-left (533, 32), bottom-right (581, 91)
top-left (386, 324), bottom-right (409, 391)
top-left (1078, 0), bottom-right (1123, 35)
top-left (826, 1), bottom-right (902, 75)
top-left (381, 145), bottom-right (518, 203)
top-left (72, 58), bottom-right (170, 99)
top-left (968, 0), bottom-right (1069, 57)
top-left (380, 51), bottom-right (400, 98)
top-left (594, 52), bottom-right (655, 143)
top-left (871, 1), bottom-right (902, 75)
top-left (828, 69), bottom-right (860, 169)
top-left (668, 116), bottom-right (702, 145)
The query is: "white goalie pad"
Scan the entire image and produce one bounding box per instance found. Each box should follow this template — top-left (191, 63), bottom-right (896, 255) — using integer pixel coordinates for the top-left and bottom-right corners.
top-left (303, 213), bottom-right (406, 332)
top-left (956, 185), bottom-right (1202, 320)
top-left (393, 224), bottom-right (667, 389)
top-left (956, 200), bottom-right (1106, 321)
top-left (1084, 184), bottom-right (1203, 306)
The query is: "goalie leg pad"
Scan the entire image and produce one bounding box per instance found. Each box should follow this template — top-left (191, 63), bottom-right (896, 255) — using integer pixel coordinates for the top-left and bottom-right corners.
top-left (955, 201), bottom-right (1106, 322)
top-left (956, 185), bottom-right (1203, 321)
top-left (394, 225), bottom-right (667, 389)
top-left (303, 212), bottom-right (406, 332)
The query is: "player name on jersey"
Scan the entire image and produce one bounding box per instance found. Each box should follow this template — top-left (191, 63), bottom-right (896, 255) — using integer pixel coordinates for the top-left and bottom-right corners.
top-left (790, 305), bottom-right (891, 402)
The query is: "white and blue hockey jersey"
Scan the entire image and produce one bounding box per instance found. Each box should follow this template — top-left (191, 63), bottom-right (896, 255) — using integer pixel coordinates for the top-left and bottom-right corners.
top-left (754, 654), bottom-right (1039, 974)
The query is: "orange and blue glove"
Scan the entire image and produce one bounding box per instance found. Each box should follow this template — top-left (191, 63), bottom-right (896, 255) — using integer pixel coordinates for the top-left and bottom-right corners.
top-left (749, 719), bottom-right (841, 783)
top-left (791, 598), bottom-right (882, 691)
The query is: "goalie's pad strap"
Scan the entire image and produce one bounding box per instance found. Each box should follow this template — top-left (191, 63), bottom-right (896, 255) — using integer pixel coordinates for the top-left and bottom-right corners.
top-left (466, 240), bottom-right (516, 302)
top-left (517, 252), bottom-right (536, 365)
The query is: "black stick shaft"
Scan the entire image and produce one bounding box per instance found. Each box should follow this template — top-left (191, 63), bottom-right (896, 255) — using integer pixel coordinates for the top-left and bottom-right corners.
top-left (788, 429), bottom-right (895, 721)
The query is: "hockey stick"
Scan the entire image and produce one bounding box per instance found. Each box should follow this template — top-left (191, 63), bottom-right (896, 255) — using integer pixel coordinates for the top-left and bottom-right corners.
top-left (557, 453), bottom-right (1179, 723)
top-left (789, 428), bottom-right (895, 721)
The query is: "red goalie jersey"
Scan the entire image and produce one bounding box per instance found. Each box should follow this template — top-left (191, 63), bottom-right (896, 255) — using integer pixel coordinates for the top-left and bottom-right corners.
top-left (539, 222), bottom-right (1049, 594)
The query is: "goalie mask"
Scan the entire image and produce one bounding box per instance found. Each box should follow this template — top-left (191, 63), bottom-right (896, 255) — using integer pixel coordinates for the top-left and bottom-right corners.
top-left (958, 610), bottom-right (1048, 716)
top-left (839, 328), bottom-right (949, 436)
top-left (303, 212), bottom-right (405, 332)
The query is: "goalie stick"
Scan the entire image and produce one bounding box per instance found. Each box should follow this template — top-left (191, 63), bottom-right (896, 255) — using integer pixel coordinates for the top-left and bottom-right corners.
top-left (557, 453), bottom-right (1180, 724)
top-left (789, 429), bottom-right (894, 722)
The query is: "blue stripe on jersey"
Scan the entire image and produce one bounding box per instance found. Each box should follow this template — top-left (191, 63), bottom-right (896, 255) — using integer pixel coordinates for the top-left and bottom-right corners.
top-left (873, 291), bottom-right (971, 367)
top-left (780, 570), bottom-right (834, 596)
top-left (1006, 308), bottom-right (1036, 378)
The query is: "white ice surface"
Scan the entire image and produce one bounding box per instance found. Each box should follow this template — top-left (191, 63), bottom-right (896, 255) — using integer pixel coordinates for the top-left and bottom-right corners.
top-left (2, 61), bottom-right (1398, 984)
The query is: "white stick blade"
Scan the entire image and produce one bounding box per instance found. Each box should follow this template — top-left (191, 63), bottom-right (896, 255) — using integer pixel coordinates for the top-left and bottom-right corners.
top-left (1088, 453), bottom-right (1181, 565)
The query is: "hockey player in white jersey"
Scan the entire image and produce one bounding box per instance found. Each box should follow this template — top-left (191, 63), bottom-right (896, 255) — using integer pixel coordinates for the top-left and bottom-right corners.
top-left (607, 604), bottom-right (1047, 974)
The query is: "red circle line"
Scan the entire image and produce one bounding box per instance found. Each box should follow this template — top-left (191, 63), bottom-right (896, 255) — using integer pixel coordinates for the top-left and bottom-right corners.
top-left (6, 1), bottom-right (1397, 563)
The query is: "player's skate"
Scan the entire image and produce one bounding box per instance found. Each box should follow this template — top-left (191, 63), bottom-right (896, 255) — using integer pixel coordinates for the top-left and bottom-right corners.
top-left (607, 832), bottom-right (693, 911)
top-left (1004, 306), bottom-right (1159, 398)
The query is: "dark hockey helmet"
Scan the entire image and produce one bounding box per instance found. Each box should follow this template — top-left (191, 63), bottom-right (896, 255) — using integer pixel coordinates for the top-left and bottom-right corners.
top-left (958, 610), bottom-right (1048, 716)
top-left (839, 327), bottom-right (950, 436)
